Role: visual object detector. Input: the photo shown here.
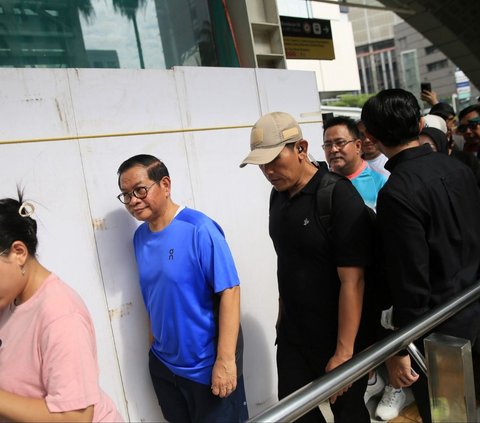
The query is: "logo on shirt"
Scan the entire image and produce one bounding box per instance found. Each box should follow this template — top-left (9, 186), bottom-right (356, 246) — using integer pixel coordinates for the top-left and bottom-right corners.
top-left (303, 218), bottom-right (310, 226)
top-left (169, 248), bottom-right (174, 260)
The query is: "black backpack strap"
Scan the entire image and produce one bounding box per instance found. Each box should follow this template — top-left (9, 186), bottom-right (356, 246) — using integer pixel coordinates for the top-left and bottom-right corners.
top-left (269, 187), bottom-right (276, 212)
top-left (315, 165), bottom-right (344, 230)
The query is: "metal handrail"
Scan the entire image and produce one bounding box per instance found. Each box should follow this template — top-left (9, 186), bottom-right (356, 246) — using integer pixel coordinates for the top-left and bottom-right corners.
top-left (250, 281), bottom-right (480, 422)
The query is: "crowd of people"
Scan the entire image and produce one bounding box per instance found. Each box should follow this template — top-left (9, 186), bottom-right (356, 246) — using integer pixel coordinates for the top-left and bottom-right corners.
top-left (240, 88), bottom-right (480, 423)
top-left (0, 87), bottom-right (479, 423)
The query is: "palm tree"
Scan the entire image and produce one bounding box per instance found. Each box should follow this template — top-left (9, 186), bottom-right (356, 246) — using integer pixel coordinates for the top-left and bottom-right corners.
top-left (75, 0), bottom-right (95, 22)
top-left (112, 0), bottom-right (147, 69)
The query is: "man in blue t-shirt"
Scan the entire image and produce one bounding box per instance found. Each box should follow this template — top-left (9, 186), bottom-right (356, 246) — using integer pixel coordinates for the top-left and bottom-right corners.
top-left (323, 116), bottom-right (387, 211)
top-left (117, 154), bottom-right (248, 423)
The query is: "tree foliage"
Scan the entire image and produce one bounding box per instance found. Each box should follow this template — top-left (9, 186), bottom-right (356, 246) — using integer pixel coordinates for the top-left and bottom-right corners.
top-left (112, 0), bottom-right (147, 20)
top-left (328, 93), bottom-right (376, 108)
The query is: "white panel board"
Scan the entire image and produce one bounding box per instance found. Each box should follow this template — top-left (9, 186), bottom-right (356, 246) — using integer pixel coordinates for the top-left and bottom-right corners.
top-left (173, 66), bottom-right (260, 130)
top-left (67, 68), bottom-right (181, 137)
top-left (255, 68), bottom-right (326, 162)
top-left (0, 69), bottom-right (76, 142)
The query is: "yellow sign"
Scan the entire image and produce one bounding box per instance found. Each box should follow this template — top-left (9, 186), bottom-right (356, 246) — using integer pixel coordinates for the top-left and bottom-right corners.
top-left (280, 16), bottom-right (335, 60)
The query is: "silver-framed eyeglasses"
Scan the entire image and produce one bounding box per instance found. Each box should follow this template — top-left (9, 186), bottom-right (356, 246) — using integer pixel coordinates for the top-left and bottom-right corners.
top-left (0, 248), bottom-right (9, 257)
top-left (117, 181), bottom-right (157, 204)
top-left (322, 139), bottom-right (356, 151)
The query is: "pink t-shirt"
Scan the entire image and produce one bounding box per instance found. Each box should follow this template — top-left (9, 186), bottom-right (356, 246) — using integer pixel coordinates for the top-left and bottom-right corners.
top-left (0, 273), bottom-right (124, 422)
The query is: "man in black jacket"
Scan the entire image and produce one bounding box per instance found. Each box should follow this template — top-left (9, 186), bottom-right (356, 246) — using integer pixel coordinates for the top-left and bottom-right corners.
top-left (361, 89), bottom-right (480, 423)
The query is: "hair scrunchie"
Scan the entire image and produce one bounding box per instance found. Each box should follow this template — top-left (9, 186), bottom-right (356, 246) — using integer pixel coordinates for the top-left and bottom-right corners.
top-left (18, 201), bottom-right (35, 218)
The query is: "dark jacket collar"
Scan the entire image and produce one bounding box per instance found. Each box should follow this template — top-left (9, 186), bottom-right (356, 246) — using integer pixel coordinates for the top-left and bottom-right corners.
top-left (385, 144), bottom-right (432, 172)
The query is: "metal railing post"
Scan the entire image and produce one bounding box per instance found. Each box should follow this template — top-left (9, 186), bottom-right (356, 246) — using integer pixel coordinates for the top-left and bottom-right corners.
top-left (424, 333), bottom-right (477, 423)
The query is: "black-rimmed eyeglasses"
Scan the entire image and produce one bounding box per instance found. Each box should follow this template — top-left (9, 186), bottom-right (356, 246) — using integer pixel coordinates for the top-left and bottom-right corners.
top-left (322, 139), bottom-right (356, 151)
top-left (117, 181), bottom-right (157, 204)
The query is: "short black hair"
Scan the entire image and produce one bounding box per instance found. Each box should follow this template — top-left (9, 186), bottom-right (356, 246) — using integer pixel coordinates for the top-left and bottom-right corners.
top-left (429, 102), bottom-right (455, 121)
top-left (361, 89), bottom-right (421, 148)
top-left (323, 115), bottom-right (361, 140)
top-left (459, 104), bottom-right (480, 121)
top-left (117, 154), bottom-right (169, 187)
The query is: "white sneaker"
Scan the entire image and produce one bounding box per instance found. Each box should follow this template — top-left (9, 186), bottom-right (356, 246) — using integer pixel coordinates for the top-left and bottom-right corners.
top-left (364, 371), bottom-right (385, 403)
top-left (375, 385), bottom-right (406, 421)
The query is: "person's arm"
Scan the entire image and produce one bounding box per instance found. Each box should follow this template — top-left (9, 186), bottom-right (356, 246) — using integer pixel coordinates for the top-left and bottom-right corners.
top-left (0, 391), bottom-right (93, 422)
top-left (211, 285), bottom-right (240, 398)
top-left (326, 266), bottom-right (364, 403)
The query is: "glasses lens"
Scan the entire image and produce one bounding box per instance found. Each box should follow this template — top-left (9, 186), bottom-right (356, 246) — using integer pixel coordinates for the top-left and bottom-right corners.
top-left (457, 125), bottom-right (468, 133)
top-left (133, 186), bottom-right (148, 199)
top-left (117, 193), bottom-right (130, 204)
top-left (323, 140), bottom-right (351, 150)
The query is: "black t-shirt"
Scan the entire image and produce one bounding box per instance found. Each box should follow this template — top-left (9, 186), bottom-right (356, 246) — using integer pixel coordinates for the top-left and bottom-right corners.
top-left (269, 168), bottom-right (373, 348)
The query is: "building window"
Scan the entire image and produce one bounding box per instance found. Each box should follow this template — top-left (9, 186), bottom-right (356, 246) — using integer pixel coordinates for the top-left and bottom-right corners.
top-left (427, 59), bottom-right (448, 72)
top-left (400, 49), bottom-right (420, 93)
top-left (0, 0), bottom-right (239, 69)
top-left (425, 45), bottom-right (437, 55)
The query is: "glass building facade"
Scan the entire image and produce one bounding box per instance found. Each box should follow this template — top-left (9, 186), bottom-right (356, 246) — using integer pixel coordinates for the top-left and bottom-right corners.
top-left (0, 0), bottom-right (239, 69)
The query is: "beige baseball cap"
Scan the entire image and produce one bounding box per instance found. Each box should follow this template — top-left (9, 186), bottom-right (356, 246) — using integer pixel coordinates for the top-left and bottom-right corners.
top-left (239, 112), bottom-right (303, 168)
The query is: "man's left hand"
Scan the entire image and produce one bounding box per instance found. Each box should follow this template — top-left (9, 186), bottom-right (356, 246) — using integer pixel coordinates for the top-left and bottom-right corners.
top-left (326, 353), bottom-right (352, 404)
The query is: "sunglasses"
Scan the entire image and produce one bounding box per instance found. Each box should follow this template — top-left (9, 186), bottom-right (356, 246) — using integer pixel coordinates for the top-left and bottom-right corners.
top-left (457, 118), bottom-right (480, 134)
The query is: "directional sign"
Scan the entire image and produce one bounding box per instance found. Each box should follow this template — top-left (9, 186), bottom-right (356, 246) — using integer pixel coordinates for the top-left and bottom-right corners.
top-left (280, 16), bottom-right (335, 60)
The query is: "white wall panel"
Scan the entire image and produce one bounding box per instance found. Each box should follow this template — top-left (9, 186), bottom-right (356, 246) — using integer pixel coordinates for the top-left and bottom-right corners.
top-left (67, 69), bottom-right (180, 136)
top-left (0, 69), bottom-right (76, 142)
top-left (255, 68), bottom-right (325, 162)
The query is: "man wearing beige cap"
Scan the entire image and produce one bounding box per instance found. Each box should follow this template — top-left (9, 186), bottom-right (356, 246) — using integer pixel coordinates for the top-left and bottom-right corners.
top-left (240, 112), bottom-right (372, 422)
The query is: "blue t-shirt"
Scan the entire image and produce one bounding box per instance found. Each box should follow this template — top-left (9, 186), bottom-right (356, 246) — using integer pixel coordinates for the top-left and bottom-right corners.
top-left (133, 207), bottom-right (240, 385)
top-left (349, 161), bottom-right (387, 210)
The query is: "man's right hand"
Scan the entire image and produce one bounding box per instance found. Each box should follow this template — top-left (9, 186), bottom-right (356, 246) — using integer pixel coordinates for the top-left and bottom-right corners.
top-left (385, 354), bottom-right (419, 388)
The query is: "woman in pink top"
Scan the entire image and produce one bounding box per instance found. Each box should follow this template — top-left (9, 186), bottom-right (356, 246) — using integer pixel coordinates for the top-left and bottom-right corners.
top-left (0, 195), bottom-right (124, 422)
